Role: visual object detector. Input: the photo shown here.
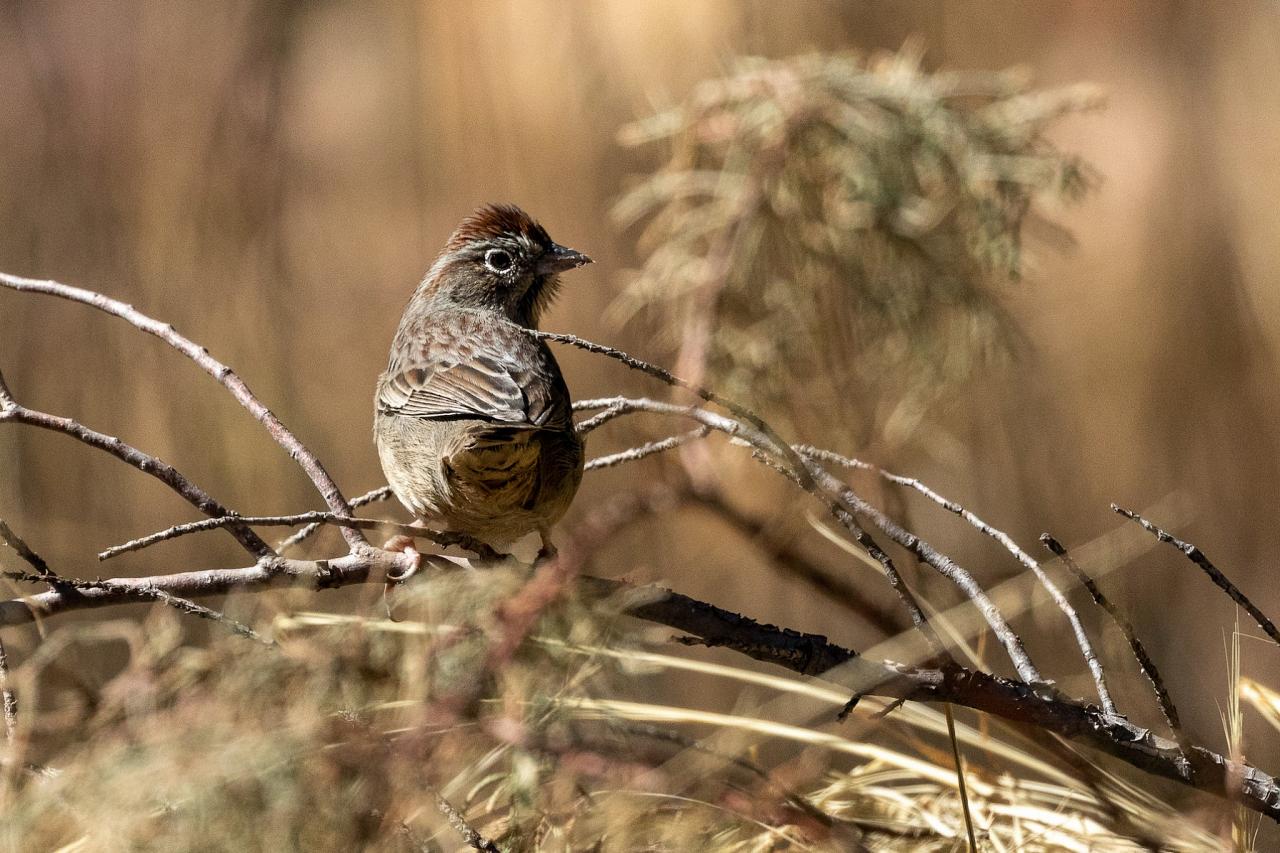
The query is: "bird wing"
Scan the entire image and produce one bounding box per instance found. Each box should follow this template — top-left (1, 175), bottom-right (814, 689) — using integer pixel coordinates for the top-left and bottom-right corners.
top-left (377, 315), bottom-right (566, 429)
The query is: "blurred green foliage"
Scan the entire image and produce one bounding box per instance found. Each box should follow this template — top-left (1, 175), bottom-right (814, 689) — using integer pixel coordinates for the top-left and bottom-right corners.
top-left (615, 47), bottom-right (1101, 447)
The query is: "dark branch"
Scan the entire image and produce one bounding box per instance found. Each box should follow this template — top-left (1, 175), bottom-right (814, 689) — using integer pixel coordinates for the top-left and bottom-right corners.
top-left (684, 488), bottom-right (905, 638)
top-left (1114, 505), bottom-right (1280, 648)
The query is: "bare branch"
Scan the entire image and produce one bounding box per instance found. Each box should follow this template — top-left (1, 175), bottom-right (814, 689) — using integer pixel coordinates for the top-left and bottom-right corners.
top-left (574, 397), bottom-right (954, 665)
top-left (773, 447), bottom-right (1040, 682)
top-left (1114, 505), bottom-right (1280, 648)
top-left (0, 379), bottom-right (272, 559)
top-left (532, 330), bottom-right (816, 491)
top-left (0, 552), bottom-right (403, 629)
top-left (801, 446), bottom-right (1111, 711)
top-left (99, 511), bottom-right (488, 562)
top-left (1040, 534), bottom-right (1186, 748)
top-left (278, 486), bottom-right (393, 554)
top-left (0, 273), bottom-right (363, 549)
top-left (4, 570), bottom-right (270, 645)
top-left (577, 397), bottom-right (1044, 677)
top-left (584, 428), bottom-right (709, 471)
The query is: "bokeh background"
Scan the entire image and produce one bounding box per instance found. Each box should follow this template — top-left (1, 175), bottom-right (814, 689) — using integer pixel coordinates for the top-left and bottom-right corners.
top-left (3, 0), bottom-right (1280, 824)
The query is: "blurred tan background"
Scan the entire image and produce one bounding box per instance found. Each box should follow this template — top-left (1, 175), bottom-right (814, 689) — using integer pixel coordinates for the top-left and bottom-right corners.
top-left (3, 0), bottom-right (1280, 789)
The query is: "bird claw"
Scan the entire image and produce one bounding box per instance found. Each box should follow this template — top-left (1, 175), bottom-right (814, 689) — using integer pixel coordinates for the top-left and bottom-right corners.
top-left (382, 536), bottom-right (422, 622)
top-left (535, 531), bottom-right (558, 563)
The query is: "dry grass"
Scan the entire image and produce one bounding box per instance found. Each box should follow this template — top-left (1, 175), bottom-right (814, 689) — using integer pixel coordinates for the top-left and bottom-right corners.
top-left (0, 563), bottom-right (1236, 851)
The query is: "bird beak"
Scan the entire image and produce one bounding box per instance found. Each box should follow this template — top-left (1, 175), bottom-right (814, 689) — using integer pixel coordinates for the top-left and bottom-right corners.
top-left (537, 243), bottom-right (592, 275)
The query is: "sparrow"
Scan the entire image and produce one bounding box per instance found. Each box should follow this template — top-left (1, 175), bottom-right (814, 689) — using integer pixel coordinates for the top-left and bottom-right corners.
top-left (374, 204), bottom-right (590, 564)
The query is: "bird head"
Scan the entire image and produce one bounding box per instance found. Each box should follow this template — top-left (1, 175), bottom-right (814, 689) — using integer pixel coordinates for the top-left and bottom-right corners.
top-left (418, 203), bottom-right (591, 327)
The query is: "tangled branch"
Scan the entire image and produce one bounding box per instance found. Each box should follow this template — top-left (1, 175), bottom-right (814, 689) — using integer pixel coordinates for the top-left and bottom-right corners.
top-left (2, 272), bottom-right (1279, 823)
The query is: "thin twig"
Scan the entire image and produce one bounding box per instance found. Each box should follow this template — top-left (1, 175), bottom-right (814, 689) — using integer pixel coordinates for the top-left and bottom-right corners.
top-left (531, 330), bottom-right (816, 491)
top-left (1040, 534), bottom-right (1186, 744)
top-left (574, 399), bottom-right (631, 434)
top-left (3, 570), bottom-right (271, 645)
top-left (0, 273), bottom-right (363, 549)
top-left (278, 486), bottom-right (393, 554)
top-left (99, 511), bottom-right (487, 562)
top-left (585, 428), bottom-right (710, 471)
top-left (431, 789), bottom-right (500, 852)
top-left (0, 371), bottom-right (272, 559)
top-left (802, 446), bottom-right (1109, 710)
top-left (799, 456), bottom-right (1038, 682)
top-left (0, 515), bottom-right (59, 584)
top-left (1113, 505), bottom-right (1280, 648)
top-left (732, 430), bottom-right (950, 662)
top-left (574, 397), bottom-right (953, 665)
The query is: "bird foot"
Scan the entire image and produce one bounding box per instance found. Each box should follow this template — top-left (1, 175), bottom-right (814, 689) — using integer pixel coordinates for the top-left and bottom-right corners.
top-left (382, 534), bottom-right (423, 622)
top-left (535, 531), bottom-right (558, 564)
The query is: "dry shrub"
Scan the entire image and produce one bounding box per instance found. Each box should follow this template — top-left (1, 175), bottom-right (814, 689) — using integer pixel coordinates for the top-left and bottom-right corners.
top-left (0, 563), bottom-right (1228, 851)
top-left (614, 47), bottom-right (1101, 446)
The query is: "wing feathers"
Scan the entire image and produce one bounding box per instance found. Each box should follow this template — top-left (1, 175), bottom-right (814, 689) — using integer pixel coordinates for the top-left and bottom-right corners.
top-left (377, 312), bottom-right (566, 428)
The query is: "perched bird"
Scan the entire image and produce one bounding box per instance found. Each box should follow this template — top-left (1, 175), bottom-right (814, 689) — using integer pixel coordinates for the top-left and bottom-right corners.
top-left (374, 204), bottom-right (590, 565)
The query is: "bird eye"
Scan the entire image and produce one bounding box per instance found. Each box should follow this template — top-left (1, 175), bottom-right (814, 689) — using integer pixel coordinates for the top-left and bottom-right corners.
top-left (484, 249), bottom-right (513, 273)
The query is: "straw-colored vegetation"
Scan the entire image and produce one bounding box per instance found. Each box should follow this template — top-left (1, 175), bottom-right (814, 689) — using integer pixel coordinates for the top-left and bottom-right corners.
top-left (0, 568), bottom-right (1229, 851)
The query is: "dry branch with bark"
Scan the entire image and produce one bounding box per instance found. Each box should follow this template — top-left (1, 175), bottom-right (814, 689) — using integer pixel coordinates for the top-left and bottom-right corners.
top-left (2, 271), bottom-right (1279, 827)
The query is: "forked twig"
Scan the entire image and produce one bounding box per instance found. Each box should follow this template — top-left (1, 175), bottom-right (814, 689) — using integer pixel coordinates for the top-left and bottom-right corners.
top-left (802, 446), bottom-right (1111, 712)
top-left (0, 273), bottom-right (363, 549)
top-left (1040, 534), bottom-right (1186, 750)
top-left (533, 330), bottom-right (815, 491)
top-left (585, 428), bottom-right (710, 471)
top-left (278, 486), bottom-right (393, 554)
top-left (0, 370), bottom-right (272, 559)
